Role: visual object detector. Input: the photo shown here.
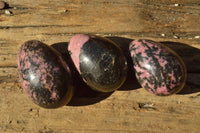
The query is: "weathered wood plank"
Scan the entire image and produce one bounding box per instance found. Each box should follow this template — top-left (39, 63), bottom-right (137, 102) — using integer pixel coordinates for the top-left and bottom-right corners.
top-left (0, 0), bottom-right (200, 132)
top-left (0, 0), bottom-right (200, 67)
top-left (0, 82), bottom-right (200, 133)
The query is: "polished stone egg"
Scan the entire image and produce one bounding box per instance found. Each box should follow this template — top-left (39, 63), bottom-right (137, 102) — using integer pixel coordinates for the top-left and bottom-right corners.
top-left (129, 39), bottom-right (187, 96)
top-left (68, 34), bottom-right (127, 92)
top-left (17, 40), bottom-right (73, 108)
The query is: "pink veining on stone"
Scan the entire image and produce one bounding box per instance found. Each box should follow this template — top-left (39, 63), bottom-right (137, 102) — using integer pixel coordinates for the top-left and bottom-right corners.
top-left (17, 40), bottom-right (73, 108)
top-left (50, 91), bottom-right (59, 100)
top-left (158, 58), bottom-right (168, 69)
top-left (53, 67), bottom-right (59, 72)
top-left (24, 57), bottom-right (31, 69)
top-left (39, 62), bottom-right (48, 69)
top-left (129, 39), bottom-right (186, 96)
top-left (156, 85), bottom-right (170, 95)
top-left (22, 80), bottom-right (30, 94)
top-left (32, 55), bottom-right (41, 65)
top-left (22, 80), bottom-right (40, 104)
top-left (130, 41), bottom-right (149, 57)
top-left (68, 34), bottom-right (90, 73)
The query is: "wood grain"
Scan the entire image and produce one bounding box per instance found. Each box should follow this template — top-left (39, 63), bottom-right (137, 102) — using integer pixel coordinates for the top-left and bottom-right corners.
top-left (0, 0), bottom-right (200, 132)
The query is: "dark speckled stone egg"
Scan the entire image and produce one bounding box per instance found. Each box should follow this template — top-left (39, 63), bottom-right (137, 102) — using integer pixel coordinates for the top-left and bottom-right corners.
top-left (129, 39), bottom-right (187, 96)
top-left (17, 40), bottom-right (73, 108)
top-left (68, 34), bottom-right (127, 92)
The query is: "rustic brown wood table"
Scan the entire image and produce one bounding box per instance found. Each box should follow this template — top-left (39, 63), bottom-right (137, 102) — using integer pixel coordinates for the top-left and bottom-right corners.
top-left (0, 0), bottom-right (200, 132)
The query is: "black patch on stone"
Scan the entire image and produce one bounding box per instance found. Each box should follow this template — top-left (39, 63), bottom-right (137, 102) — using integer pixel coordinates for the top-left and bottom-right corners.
top-left (79, 37), bottom-right (126, 92)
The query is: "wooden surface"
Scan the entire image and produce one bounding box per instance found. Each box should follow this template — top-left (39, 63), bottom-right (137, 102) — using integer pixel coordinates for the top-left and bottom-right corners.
top-left (0, 0), bottom-right (200, 132)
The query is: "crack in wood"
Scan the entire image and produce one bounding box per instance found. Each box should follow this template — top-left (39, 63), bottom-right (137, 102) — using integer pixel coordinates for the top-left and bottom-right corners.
top-left (0, 25), bottom-right (85, 29)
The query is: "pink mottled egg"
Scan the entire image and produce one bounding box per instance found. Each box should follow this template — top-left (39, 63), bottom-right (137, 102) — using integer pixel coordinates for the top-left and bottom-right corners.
top-left (68, 34), bottom-right (127, 92)
top-left (129, 39), bottom-right (187, 96)
top-left (17, 40), bottom-right (73, 108)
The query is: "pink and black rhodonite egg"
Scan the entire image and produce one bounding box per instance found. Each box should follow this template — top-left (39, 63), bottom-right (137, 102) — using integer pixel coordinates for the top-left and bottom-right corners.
top-left (68, 34), bottom-right (127, 92)
top-left (129, 39), bottom-right (187, 96)
top-left (17, 40), bottom-right (73, 108)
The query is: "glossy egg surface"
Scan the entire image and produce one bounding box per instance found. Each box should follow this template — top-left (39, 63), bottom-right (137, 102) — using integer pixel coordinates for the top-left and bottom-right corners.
top-left (18, 40), bottom-right (73, 108)
top-left (68, 34), bottom-right (127, 92)
top-left (129, 39), bottom-right (187, 96)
